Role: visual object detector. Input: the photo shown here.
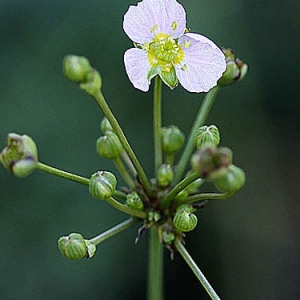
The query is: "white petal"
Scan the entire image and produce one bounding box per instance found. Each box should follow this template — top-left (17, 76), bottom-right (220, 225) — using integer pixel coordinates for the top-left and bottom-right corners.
top-left (123, 0), bottom-right (186, 44)
top-left (176, 34), bottom-right (226, 93)
top-left (124, 48), bottom-right (151, 92)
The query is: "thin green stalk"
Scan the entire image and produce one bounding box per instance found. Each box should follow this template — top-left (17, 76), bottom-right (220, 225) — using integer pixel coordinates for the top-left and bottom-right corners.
top-left (93, 90), bottom-right (153, 197)
top-left (90, 218), bottom-right (139, 245)
top-left (154, 76), bottom-right (163, 179)
top-left (173, 86), bottom-right (220, 185)
top-left (121, 151), bottom-right (137, 176)
top-left (36, 162), bottom-right (90, 185)
top-left (181, 192), bottom-right (234, 205)
top-left (113, 155), bottom-right (135, 189)
top-left (106, 196), bottom-right (147, 219)
top-left (175, 239), bottom-right (221, 300)
top-left (147, 228), bottom-right (164, 300)
top-left (160, 171), bottom-right (200, 209)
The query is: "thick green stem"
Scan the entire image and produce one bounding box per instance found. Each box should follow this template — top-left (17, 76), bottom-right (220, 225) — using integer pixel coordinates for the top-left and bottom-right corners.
top-left (160, 172), bottom-right (200, 209)
top-left (173, 86), bottom-right (220, 185)
top-left (106, 197), bottom-right (147, 219)
top-left (147, 228), bottom-right (164, 300)
top-left (113, 155), bottom-right (135, 189)
top-left (93, 90), bottom-right (153, 197)
top-left (36, 162), bottom-right (90, 185)
top-left (175, 239), bottom-right (221, 300)
top-left (154, 76), bottom-right (163, 179)
top-left (90, 218), bottom-right (139, 245)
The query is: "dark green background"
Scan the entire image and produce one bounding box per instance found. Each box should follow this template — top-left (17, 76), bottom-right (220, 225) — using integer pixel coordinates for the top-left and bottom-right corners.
top-left (0, 0), bottom-right (299, 299)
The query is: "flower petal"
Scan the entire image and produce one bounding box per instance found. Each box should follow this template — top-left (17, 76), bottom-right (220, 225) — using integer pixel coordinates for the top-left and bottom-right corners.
top-left (175, 34), bottom-right (226, 93)
top-left (124, 48), bottom-right (151, 92)
top-left (123, 0), bottom-right (186, 44)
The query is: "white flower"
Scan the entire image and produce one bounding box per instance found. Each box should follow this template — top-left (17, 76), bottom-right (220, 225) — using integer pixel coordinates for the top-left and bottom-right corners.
top-left (123, 0), bottom-right (226, 93)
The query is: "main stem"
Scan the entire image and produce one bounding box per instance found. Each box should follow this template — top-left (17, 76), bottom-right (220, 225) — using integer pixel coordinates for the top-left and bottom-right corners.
top-left (148, 228), bottom-right (164, 300)
top-left (173, 86), bottom-right (220, 185)
top-left (175, 239), bottom-right (221, 300)
top-left (154, 76), bottom-right (162, 179)
top-left (94, 90), bottom-right (153, 197)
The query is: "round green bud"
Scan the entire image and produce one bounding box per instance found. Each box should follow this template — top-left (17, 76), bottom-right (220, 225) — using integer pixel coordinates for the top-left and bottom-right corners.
top-left (157, 164), bottom-right (174, 187)
top-left (173, 205), bottom-right (198, 232)
top-left (96, 132), bottom-right (123, 159)
top-left (100, 117), bottom-right (114, 134)
top-left (63, 55), bottom-right (91, 83)
top-left (0, 133), bottom-right (38, 177)
top-left (58, 233), bottom-right (96, 260)
top-left (161, 125), bottom-right (185, 154)
top-left (218, 48), bottom-right (248, 86)
top-left (191, 146), bottom-right (232, 178)
top-left (194, 125), bottom-right (220, 149)
top-left (89, 171), bottom-right (117, 200)
top-left (162, 231), bottom-right (175, 245)
top-left (213, 164), bottom-right (246, 193)
top-left (126, 192), bottom-right (144, 210)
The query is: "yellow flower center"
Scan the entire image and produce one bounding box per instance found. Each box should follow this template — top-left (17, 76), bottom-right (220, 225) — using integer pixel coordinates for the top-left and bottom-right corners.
top-left (146, 33), bottom-right (184, 73)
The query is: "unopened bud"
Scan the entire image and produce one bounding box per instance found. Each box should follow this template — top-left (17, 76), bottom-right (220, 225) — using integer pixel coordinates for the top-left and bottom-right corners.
top-left (213, 164), bottom-right (246, 193)
top-left (96, 132), bottom-right (123, 159)
top-left (100, 117), bottom-right (114, 134)
top-left (157, 164), bottom-right (174, 187)
top-left (63, 55), bottom-right (91, 82)
top-left (0, 133), bottom-right (38, 177)
top-left (89, 171), bottom-right (117, 200)
top-left (194, 125), bottom-right (220, 149)
top-left (218, 48), bottom-right (248, 86)
top-left (161, 125), bottom-right (185, 154)
top-left (173, 205), bottom-right (198, 232)
top-left (58, 233), bottom-right (96, 260)
top-left (191, 146), bottom-right (232, 178)
top-left (126, 192), bottom-right (144, 210)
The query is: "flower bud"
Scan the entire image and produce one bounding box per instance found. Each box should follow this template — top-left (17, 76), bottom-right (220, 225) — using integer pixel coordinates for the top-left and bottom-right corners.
top-left (80, 69), bottom-right (102, 96)
top-left (0, 133), bottom-right (38, 177)
top-left (100, 117), bottom-right (114, 134)
top-left (173, 205), bottom-right (198, 232)
top-left (157, 164), bottom-right (174, 187)
top-left (63, 55), bottom-right (92, 82)
top-left (191, 146), bottom-right (232, 178)
top-left (89, 171), bottom-right (117, 200)
top-left (161, 125), bottom-right (185, 154)
top-left (213, 164), bottom-right (246, 193)
top-left (58, 233), bottom-right (96, 260)
top-left (218, 48), bottom-right (248, 86)
top-left (126, 192), bottom-right (144, 210)
top-left (96, 132), bottom-right (123, 159)
top-left (194, 125), bottom-right (220, 149)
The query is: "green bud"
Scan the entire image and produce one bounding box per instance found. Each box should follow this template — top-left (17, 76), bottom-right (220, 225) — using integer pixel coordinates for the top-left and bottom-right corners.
top-left (80, 69), bottom-right (102, 96)
top-left (58, 233), bottom-right (96, 260)
top-left (214, 164), bottom-right (246, 193)
top-left (218, 48), bottom-right (248, 86)
top-left (96, 132), bottom-right (123, 159)
top-left (126, 192), bottom-right (144, 210)
top-left (89, 171), bottom-right (117, 200)
top-left (162, 231), bottom-right (175, 245)
top-left (63, 55), bottom-right (92, 82)
top-left (0, 133), bottom-right (38, 177)
top-left (173, 205), bottom-right (198, 232)
top-left (191, 146), bottom-right (232, 178)
top-left (161, 125), bottom-right (185, 154)
top-left (157, 164), bottom-right (174, 187)
top-left (100, 117), bottom-right (114, 134)
top-left (147, 211), bottom-right (161, 222)
top-left (194, 125), bottom-right (220, 149)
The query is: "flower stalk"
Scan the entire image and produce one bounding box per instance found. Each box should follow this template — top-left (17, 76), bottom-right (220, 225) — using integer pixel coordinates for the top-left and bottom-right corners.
top-left (93, 89), bottom-right (153, 197)
top-left (154, 76), bottom-right (163, 179)
top-left (175, 239), bottom-right (221, 300)
top-left (90, 218), bottom-right (139, 245)
top-left (36, 162), bottom-right (90, 185)
top-left (173, 86), bottom-right (220, 185)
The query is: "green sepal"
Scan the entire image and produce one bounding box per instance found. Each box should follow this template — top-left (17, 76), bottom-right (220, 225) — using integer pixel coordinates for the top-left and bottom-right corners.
top-left (159, 67), bottom-right (178, 90)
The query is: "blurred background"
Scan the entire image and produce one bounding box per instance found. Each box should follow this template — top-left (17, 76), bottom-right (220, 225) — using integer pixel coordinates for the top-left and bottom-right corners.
top-left (0, 0), bottom-right (299, 299)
